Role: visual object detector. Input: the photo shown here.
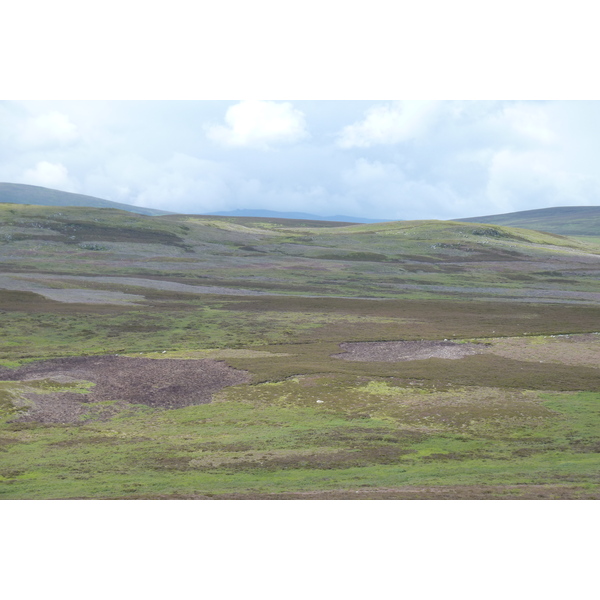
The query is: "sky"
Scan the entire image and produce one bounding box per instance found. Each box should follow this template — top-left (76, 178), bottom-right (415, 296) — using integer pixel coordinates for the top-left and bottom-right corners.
top-left (3, 0), bottom-right (598, 587)
top-left (1, 99), bottom-right (599, 221)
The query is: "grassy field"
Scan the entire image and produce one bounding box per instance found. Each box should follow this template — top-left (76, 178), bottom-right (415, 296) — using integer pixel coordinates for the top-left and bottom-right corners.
top-left (1, 203), bottom-right (599, 499)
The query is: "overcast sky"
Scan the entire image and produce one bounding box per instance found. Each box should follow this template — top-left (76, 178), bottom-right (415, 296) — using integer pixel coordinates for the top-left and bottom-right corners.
top-left (1, 100), bottom-right (599, 220)
top-left (3, 2), bottom-right (599, 223)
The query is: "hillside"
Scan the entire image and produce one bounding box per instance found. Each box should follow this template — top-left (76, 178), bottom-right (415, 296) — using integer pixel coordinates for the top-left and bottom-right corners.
top-left (168, 213), bottom-right (358, 228)
top-left (1, 203), bottom-right (599, 302)
top-left (0, 183), bottom-right (388, 223)
top-left (456, 206), bottom-right (600, 236)
top-left (0, 182), bottom-right (173, 216)
top-left (208, 208), bottom-right (391, 223)
top-left (2, 202), bottom-right (600, 500)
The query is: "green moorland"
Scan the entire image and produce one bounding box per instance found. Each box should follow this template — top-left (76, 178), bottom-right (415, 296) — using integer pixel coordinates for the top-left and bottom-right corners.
top-left (457, 205), bottom-right (600, 237)
top-left (1, 203), bottom-right (600, 499)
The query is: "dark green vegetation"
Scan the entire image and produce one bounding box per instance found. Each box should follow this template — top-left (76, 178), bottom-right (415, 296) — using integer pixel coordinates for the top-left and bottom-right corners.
top-left (457, 205), bottom-right (600, 237)
top-left (0, 182), bottom-right (172, 216)
top-left (1, 202), bottom-right (600, 499)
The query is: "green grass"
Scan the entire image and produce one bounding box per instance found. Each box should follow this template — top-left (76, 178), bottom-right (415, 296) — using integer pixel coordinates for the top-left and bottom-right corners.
top-left (1, 384), bottom-right (598, 499)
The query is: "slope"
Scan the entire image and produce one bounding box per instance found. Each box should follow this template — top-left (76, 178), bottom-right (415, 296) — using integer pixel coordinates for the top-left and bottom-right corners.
top-left (1, 204), bottom-right (599, 303)
top-left (0, 182), bottom-right (173, 216)
top-left (456, 206), bottom-right (600, 236)
top-left (2, 204), bottom-right (600, 500)
top-left (208, 208), bottom-right (392, 223)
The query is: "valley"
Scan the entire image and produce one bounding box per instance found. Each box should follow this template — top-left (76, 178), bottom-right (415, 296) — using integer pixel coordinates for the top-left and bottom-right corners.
top-left (1, 201), bottom-right (599, 499)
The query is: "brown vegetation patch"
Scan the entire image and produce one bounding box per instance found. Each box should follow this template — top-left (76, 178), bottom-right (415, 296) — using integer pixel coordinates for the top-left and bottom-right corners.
top-left (225, 298), bottom-right (600, 341)
top-left (0, 356), bottom-right (250, 423)
top-left (147, 447), bottom-right (416, 473)
top-left (480, 333), bottom-right (600, 369)
top-left (333, 340), bottom-right (486, 362)
top-left (219, 447), bottom-right (415, 471)
top-left (119, 485), bottom-right (600, 500)
top-left (47, 435), bottom-right (152, 448)
top-left (0, 436), bottom-right (17, 448)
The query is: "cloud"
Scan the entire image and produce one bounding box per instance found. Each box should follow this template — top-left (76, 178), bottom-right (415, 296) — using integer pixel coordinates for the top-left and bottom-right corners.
top-left (2, 101), bottom-right (600, 222)
top-left (130, 153), bottom-right (233, 213)
top-left (205, 100), bottom-right (308, 149)
top-left (21, 161), bottom-right (77, 191)
top-left (499, 102), bottom-right (556, 145)
top-left (336, 101), bottom-right (441, 148)
top-left (17, 111), bottom-right (79, 148)
top-left (340, 158), bottom-right (460, 220)
top-left (485, 148), bottom-right (600, 213)
top-left (333, 101), bottom-right (600, 218)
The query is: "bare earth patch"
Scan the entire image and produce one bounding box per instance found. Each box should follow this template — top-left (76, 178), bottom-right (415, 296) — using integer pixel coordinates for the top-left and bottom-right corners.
top-left (0, 356), bottom-right (250, 423)
top-left (332, 340), bottom-right (486, 362)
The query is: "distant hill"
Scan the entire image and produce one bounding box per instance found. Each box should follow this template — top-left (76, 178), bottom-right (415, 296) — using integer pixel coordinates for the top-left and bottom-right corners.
top-left (208, 209), bottom-right (393, 224)
top-left (0, 183), bottom-right (173, 216)
top-left (172, 214), bottom-right (356, 228)
top-left (2, 203), bottom-right (595, 265)
top-left (456, 206), bottom-right (600, 236)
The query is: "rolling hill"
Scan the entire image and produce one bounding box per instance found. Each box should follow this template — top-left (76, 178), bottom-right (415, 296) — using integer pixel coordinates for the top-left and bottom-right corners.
top-left (0, 183), bottom-right (390, 223)
top-left (0, 182), bottom-right (173, 216)
top-left (2, 202), bottom-right (600, 500)
top-left (208, 208), bottom-right (392, 223)
top-left (456, 206), bottom-right (600, 236)
top-left (1, 202), bottom-right (599, 301)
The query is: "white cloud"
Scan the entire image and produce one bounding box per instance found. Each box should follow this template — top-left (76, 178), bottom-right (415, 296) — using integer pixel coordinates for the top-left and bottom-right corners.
top-left (336, 101), bottom-right (441, 148)
top-left (340, 158), bottom-right (460, 220)
top-left (342, 158), bottom-right (403, 185)
top-left (2, 101), bottom-right (600, 221)
top-left (245, 183), bottom-right (336, 215)
top-left (485, 148), bottom-right (600, 214)
top-left (131, 153), bottom-right (233, 213)
top-left (499, 103), bottom-right (556, 145)
top-left (205, 100), bottom-right (308, 149)
top-left (21, 161), bottom-right (77, 191)
top-left (18, 111), bottom-right (79, 148)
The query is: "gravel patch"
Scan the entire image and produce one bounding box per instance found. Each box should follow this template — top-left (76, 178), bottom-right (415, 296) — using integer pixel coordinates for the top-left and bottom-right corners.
top-left (332, 340), bottom-right (486, 362)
